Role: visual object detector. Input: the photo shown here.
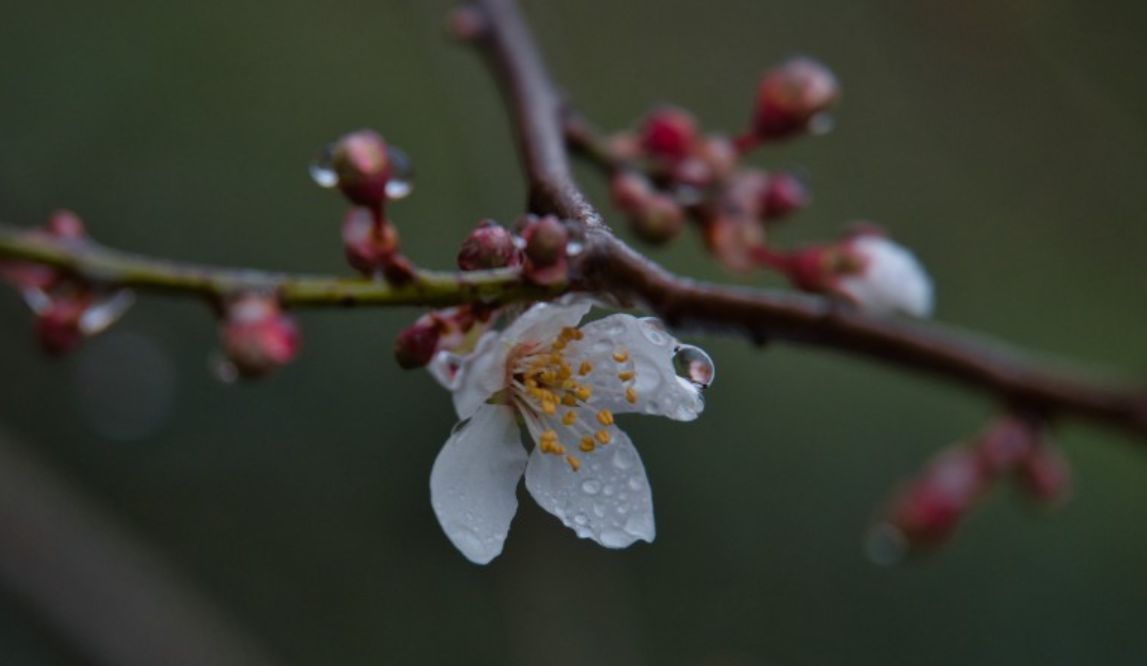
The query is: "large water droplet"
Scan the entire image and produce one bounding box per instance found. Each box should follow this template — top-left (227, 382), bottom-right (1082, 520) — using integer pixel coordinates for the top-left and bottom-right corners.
top-left (384, 146), bottom-right (414, 200)
top-left (309, 144), bottom-right (339, 188)
top-left (673, 344), bottom-right (715, 388)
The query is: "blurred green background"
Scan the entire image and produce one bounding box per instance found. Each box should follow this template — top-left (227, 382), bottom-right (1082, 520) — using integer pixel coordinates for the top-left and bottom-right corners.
top-left (2, 0), bottom-right (1147, 664)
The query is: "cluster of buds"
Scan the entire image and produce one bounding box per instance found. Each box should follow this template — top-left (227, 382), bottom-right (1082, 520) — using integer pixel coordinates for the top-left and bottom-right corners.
top-left (594, 58), bottom-right (842, 279)
top-left (217, 292), bottom-right (300, 379)
top-left (869, 415), bottom-right (1072, 563)
top-left (393, 218), bottom-right (525, 371)
top-left (0, 210), bottom-right (134, 355)
top-left (311, 129), bottom-right (416, 284)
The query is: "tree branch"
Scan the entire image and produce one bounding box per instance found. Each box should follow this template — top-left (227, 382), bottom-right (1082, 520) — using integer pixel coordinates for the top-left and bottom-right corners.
top-left (468, 0), bottom-right (1147, 439)
top-left (0, 224), bottom-right (558, 308)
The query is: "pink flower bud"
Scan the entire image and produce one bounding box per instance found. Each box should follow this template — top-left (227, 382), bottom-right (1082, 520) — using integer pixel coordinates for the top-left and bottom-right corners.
top-left (639, 106), bottom-right (698, 162)
top-left (883, 447), bottom-right (990, 550)
top-left (609, 171), bottom-right (654, 212)
top-left (1017, 446), bottom-right (1073, 506)
top-left (312, 130), bottom-right (413, 210)
top-left (220, 294), bottom-right (300, 378)
top-left (703, 215), bottom-right (767, 272)
top-left (521, 215), bottom-right (570, 286)
top-left (342, 207), bottom-right (400, 276)
top-left (35, 296), bottom-right (88, 356)
top-left (394, 314), bottom-right (443, 370)
top-left (976, 415), bottom-right (1039, 475)
top-left (457, 220), bottom-right (521, 271)
top-left (628, 193), bottom-right (685, 245)
top-left (752, 57), bottom-right (840, 141)
top-left (760, 172), bottom-right (809, 220)
top-left (46, 209), bottom-right (87, 240)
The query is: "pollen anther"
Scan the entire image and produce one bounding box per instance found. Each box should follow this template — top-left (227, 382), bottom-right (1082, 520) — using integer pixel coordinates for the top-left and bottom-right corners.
top-left (596, 409), bottom-right (614, 426)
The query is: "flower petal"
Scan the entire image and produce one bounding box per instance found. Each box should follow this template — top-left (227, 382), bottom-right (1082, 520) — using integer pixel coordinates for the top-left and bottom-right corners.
top-left (500, 296), bottom-right (592, 348)
top-left (574, 315), bottom-right (704, 421)
top-left (524, 424), bottom-right (655, 549)
top-left (840, 236), bottom-right (933, 317)
top-left (442, 331), bottom-right (508, 419)
top-left (430, 404), bottom-right (527, 564)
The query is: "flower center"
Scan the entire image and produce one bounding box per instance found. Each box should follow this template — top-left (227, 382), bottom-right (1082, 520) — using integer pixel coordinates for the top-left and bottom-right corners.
top-left (509, 326), bottom-right (639, 472)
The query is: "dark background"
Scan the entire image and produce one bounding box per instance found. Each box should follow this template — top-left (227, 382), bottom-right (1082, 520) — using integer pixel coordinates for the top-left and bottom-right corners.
top-left (2, 1), bottom-right (1147, 664)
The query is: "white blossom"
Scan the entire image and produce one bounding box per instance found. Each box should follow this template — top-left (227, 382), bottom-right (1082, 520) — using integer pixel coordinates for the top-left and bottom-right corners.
top-left (838, 235), bottom-right (933, 317)
top-left (427, 298), bottom-right (710, 564)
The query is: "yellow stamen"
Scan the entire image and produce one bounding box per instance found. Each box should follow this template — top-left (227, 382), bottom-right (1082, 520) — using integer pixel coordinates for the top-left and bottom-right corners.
top-left (618, 370), bottom-right (635, 382)
top-left (626, 387), bottom-right (638, 404)
top-left (562, 411), bottom-right (577, 426)
top-left (565, 455), bottom-right (581, 472)
top-left (575, 386), bottom-right (592, 401)
top-left (595, 429), bottom-right (612, 444)
top-left (612, 349), bottom-right (629, 363)
top-left (580, 436), bottom-right (596, 452)
top-left (596, 409), bottom-right (614, 426)
top-left (561, 393), bottom-right (578, 406)
top-left (578, 360), bottom-right (593, 376)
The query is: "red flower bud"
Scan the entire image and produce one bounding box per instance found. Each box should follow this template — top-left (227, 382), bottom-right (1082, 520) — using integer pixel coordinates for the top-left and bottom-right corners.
top-left (628, 193), bottom-right (685, 245)
top-left (704, 215), bottom-right (767, 273)
top-left (521, 215), bottom-right (570, 286)
top-left (976, 415), bottom-right (1039, 475)
top-left (457, 220), bottom-right (521, 271)
top-left (220, 294), bottom-right (300, 378)
top-left (639, 106), bottom-right (698, 162)
top-left (342, 207), bottom-right (400, 276)
top-left (35, 296), bottom-right (88, 356)
top-left (312, 130), bottom-right (413, 209)
top-left (609, 171), bottom-right (654, 212)
top-left (1017, 446), bottom-right (1072, 506)
top-left (760, 172), bottom-right (809, 220)
top-left (752, 57), bottom-right (840, 141)
top-left (46, 209), bottom-right (87, 240)
top-left (880, 447), bottom-right (990, 555)
top-left (394, 314), bottom-right (443, 370)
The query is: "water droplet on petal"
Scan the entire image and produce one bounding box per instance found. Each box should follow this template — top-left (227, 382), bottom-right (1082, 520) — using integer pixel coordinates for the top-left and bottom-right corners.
top-left (581, 479), bottom-right (601, 495)
top-left (309, 144), bottom-right (339, 188)
top-left (612, 449), bottom-right (634, 470)
top-left (573, 512), bottom-right (588, 526)
top-left (673, 344), bottom-right (715, 388)
top-left (384, 146), bottom-right (414, 200)
top-left (628, 476), bottom-right (644, 491)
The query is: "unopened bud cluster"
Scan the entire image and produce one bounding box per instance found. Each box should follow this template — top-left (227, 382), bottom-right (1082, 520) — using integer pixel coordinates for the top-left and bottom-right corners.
top-left (312, 129), bottom-right (416, 284)
top-left (0, 211), bottom-right (134, 355)
top-left (871, 415), bottom-right (1072, 563)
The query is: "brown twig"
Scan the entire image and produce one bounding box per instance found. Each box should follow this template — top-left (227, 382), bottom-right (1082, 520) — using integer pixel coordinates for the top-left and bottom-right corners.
top-left (468, 0), bottom-right (1147, 439)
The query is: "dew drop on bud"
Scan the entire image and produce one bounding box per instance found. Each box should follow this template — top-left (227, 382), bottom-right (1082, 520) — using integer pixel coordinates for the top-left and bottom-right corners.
top-left (309, 144), bottom-right (339, 188)
top-left (673, 344), bottom-right (715, 388)
top-left (565, 240), bottom-right (585, 256)
top-left (384, 146), bottom-right (414, 200)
